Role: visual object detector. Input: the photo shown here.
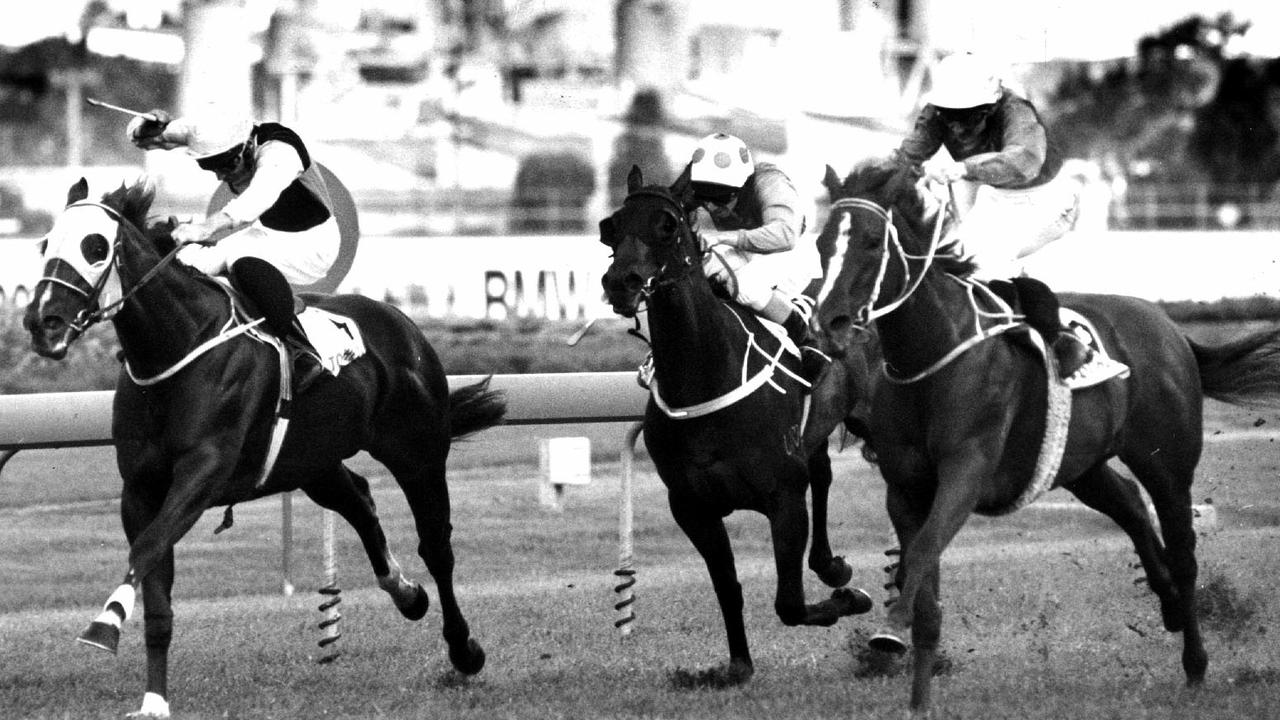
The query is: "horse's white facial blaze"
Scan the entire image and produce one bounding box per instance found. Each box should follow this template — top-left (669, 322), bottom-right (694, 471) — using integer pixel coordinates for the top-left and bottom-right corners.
top-left (40, 204), bottom-right (124, 317)
top-left (817, 211), bottom-right (850, 306)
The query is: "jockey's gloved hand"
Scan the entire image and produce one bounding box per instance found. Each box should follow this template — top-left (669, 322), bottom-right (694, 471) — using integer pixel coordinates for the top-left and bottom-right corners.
top-left (923, 159), bottom-right (966, 185)
top-left (172, 219), bottom-right (215, 247)
top-left (126, 109), bottom-right (172, 148)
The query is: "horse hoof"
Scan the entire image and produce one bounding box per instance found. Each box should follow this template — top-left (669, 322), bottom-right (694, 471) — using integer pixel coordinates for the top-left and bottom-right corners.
top-left (76, 621), bottom-right (120, 654)
top-left (832, 587), bottom-right (873, 616)
top-left (868, 631), bottom-right (908, 655)
top-left (400, 584), bottom-right (430, 621)
top-left (449, 638), bottom-right (486, 675)
top-left (817, 556), bottom-right (854, 588)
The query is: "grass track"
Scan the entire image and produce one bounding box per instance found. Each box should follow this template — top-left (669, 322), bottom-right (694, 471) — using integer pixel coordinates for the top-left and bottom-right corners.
top-left (2, 400), bottom-right (1280, 718)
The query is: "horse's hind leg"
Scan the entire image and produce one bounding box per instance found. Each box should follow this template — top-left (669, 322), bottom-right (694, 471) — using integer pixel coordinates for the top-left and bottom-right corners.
top-left (806, 440), bottom-right (853, 588)
top-left (302, 465), bottom-right (430, 620)
top-left (1067, 464), bottom-right (1178, 624)
top-left (377, 449), bottom-right (486, 676)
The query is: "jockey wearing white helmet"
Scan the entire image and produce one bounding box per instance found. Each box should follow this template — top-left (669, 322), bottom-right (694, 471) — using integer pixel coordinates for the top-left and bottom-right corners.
top-left (126, 107), bottom-right (341, 390)
top-left (687, 132), bottom-right (828, 388)
top-left (889, 51), bottom-right (1126, 384)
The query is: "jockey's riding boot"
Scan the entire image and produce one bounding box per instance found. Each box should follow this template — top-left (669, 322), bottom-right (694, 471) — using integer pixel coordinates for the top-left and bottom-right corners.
top-left (229, 258), bottom-right (329, 393)
top-left (286, 323), bottom-right (327, 394)
top-left (1009, 275), bottom-right (1092, 380)
top-left (1051, 332), bottom-right (1092, 380)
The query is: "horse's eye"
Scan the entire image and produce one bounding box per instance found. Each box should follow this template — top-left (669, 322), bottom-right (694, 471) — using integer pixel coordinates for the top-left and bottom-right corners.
top-left (80, 233), bottom-right (110, 264)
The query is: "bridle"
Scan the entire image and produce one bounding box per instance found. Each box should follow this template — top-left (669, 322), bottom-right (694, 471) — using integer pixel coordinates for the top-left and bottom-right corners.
top-left (826, 193), bottom-right (947, 330)
top-left (36, 200), bottom-right (187, 335)
top-left (619, 187), bottom-right (704, 299)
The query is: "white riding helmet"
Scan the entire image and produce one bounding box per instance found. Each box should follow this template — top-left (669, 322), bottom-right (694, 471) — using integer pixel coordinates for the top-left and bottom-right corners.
top-left (184, 112), bottom-right (254, 159)
top-left (690, 133), bottom-right (754, 189)
top-left (925, 53), bottom-right (1002, 109)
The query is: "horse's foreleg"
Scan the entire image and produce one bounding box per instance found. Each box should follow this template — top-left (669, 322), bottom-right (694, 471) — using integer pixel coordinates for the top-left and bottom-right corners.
top-left (668, 491), bottom-right (754, 686)
top-left (769, 483), bottom-right (871, 628)
top-left (135, 548), bottom-right (176, 719)
top-left (805, 442), bottom-right (853, 588)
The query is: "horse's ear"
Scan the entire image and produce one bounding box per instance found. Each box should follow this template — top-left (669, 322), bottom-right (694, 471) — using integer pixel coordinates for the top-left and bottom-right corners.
top-left (67, 177), bottom-right (89, 206)
top-left (822, 165), bottom-right (842, 196)
top-left (627, 165), bottom-right (644, 194)
top-left (598, 216), bottom-right (616, 247)
top-left (670, 162), bottom-right (693, 207)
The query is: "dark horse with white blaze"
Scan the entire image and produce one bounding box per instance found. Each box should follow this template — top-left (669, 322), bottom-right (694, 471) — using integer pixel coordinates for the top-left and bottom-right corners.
top-left (25, 178), bottom-right (505, 718)
top-left (815, 161), bottom-right (1280, 716)
top-left (599, 165), bottom-right (875, 687)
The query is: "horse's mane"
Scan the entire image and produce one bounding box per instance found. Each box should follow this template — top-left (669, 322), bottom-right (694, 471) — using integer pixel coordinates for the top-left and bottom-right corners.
top-left (841, 159), bottom-right (977, 277)
top-left (100, 180), bottom-right (178, 254)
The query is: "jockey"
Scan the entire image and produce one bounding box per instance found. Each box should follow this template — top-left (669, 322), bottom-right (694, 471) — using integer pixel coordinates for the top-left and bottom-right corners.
top-left (688, 132), bottom-right (829, 388)
top-left (890, 52), bottom-right (1127, 384)
top-left (126, 108), bottom-right (339, 390)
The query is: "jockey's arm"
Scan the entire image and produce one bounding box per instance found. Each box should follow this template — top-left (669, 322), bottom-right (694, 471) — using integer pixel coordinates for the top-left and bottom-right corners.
top-left (958, 104), bottom-right (1047, 187)
top-left (218, 141), bottom-right (304, 225)
top-left (699, 169), bottom-right (803, 254)
top-left (174, 141), bottom-right (304, 246)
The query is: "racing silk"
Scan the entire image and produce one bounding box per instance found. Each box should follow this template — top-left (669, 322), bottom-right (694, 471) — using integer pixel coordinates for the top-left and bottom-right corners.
top-left (892, 89), bottom-right (1064, 189)
top-left (698, 162), bottom-right (805, 253)
top-left (221, 123), bottom-right (333, 232)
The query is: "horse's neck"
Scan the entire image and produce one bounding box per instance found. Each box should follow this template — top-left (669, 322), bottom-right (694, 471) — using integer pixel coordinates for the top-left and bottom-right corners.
top-left (876, 272), bottom-right (977, 377)
top-left (112, 260), bottom-right (233, 377)
top-left (648, 280), bottom-right (744, 400)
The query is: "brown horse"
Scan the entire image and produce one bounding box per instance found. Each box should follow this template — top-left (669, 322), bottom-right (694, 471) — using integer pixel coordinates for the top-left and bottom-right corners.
top-left (25, 178), bottom-right (505, 717)
top-left (815, 161), bottom-right (1280, 716)
top-left (599, 165), bottom-right (875, 687)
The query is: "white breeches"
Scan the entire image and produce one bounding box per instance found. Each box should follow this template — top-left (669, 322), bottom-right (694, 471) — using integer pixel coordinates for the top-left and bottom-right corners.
top-left (702, 233), bottom-right (823, 312)
top-left (944, 173), bottom-right (1082, 280)
top-left (178, 216), bottom-right (340, 287)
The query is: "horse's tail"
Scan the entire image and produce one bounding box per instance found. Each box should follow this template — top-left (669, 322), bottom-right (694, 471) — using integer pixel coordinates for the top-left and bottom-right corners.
top-left (448, 376), bottom-right (508, 440)
top-left (1190, 327), bottom-right (1280, 408)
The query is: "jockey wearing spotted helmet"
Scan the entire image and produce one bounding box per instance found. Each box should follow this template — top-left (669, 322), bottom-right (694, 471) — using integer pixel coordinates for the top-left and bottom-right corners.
top-left (125, 106), bottom-right (341, 391)
top-left (686, 132), bottom-right (828, 389)
top-left (887, 51), bottom-right (1127, 385)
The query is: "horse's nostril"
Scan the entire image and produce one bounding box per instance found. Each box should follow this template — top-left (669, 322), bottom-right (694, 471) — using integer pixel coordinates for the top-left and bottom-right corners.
top-left (42, 316), bottom-right (65, 332)
top-left (828, 316), bottom-right (852, 335)
top-left (623, 273), bottom-right (644, 292)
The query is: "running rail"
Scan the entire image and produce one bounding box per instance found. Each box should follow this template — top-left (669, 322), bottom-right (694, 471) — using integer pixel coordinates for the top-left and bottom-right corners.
top-left (0, 372), bottom-right (647, 452)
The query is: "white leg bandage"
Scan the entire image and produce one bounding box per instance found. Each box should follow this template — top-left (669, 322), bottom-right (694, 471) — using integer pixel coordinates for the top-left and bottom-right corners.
top-left (95, 583), bottom-right (136, 627)
top-left (135, 691), bottom-right (170, 718)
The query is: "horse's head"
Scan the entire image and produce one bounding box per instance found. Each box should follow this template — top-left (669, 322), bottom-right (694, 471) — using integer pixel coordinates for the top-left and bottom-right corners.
top-left (599, 164), bottom-right (700, 317)
top-left (815, 160), bottom-right (939, 354)
top-left (24, 177), bottom-right (161, 358)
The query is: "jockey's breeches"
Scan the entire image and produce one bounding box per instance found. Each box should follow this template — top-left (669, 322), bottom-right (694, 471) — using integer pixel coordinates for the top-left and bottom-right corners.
top-left (702, 234), bottom-right (822, 312)
top-left (948, 172), bottom-right (1082, 281)
top-left (177, 216), bottom-right (340, 287)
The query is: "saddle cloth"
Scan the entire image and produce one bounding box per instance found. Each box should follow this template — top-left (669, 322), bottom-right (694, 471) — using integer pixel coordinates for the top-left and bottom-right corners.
top-left (296, 307), bottom-right (366, 374)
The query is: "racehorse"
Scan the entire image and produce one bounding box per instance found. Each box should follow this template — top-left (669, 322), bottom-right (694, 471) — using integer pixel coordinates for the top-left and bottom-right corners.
top-left (815, 160), bottom-right (1280, 716)
top-left (600, 165), bottom-right (875, 687)
top-left (24, 178), bottom-right (505, 718)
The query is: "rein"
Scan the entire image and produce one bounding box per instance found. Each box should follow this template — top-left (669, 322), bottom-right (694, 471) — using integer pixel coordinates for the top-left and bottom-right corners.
top-left (832, 188), bottom-right (1021, 384)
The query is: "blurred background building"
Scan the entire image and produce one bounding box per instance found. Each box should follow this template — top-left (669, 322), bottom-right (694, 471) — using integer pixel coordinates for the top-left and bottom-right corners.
top-left (1, 0), bottom-right (1279, 235)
